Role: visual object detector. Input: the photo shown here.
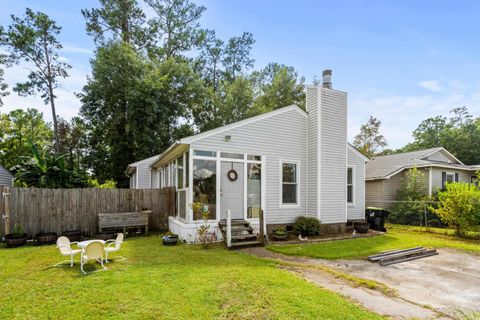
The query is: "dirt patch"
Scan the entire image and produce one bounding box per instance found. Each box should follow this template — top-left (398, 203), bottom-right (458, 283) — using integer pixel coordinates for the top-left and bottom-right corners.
top-left (241, 247), bottom-right (459, 319)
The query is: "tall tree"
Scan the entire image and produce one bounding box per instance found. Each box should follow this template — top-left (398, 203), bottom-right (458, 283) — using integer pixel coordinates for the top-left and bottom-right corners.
top-left (0, 108), bottom-right (52, 169)
top-left (57, 116), bottom-right (88, 172)
top-left (146, 0), bottom-right (206, 59)
top-left (0, 45), bottom-right (9, 105)
top-left (353, 116), bottom-right (388, 158)
top-left (0, 8), bottom-right (71, 152)
top-left (403, 107), bottom-right (480, 165)
top-left (80, 42), bottom-right (205, 186)
top-left (198, 29), bottom-right (224, 92)
top-left (81, 0), bottom-right (149, 48)
top-left (249, 63), bottom-right (305, 115)
top-left (223, 32), bottom-right (255, 81)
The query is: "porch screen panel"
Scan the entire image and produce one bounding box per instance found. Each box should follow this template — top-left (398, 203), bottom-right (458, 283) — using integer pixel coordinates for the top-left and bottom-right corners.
top-left (177, 156), bottom-right (184, 189)
top-left (247, 163), bottom-right (261, 218)
top-left (177, 189), bottom-right (186, 219)
top-left (193, 159), bottom-right (216, 220)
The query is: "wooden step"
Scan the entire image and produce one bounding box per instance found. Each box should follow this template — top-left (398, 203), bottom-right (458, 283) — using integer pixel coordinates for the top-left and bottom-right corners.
top-left (230, 240), bottom-right (262, 248)
top-left (218, 219), bottom-right (249, 226)
top-left (231, 233), bottom-right (258, 241)
top-left (220, 225), bottom-right (253, 232)
top-left (230, 225), bottom-right (253, 233)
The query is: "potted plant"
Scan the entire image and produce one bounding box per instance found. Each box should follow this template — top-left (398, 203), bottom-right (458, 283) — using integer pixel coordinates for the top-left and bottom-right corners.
top-left (61, 230), bottom-right (82, 242)
top-left (354, 222), bottom-right (370, 234)
top-left (94, 230), bottom-right (115, 241)
top-left (272, 228), bottom-right (288, 241)
top-left (5, 224), bottom-right (28, 248)
top-left (162, 232), bottom-right (178, 246)
top-left (34, 232), bottom-right (57, 245)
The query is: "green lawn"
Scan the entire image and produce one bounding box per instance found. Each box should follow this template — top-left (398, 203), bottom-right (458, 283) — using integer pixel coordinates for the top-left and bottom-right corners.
top-left (267, 225), bottom-right (480, 260)
top-left (0, 236), bottom-right (380, 320)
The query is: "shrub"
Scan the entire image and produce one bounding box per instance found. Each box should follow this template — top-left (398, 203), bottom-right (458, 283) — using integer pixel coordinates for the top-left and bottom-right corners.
top-left (12, 224), bottom-right (25, 238)
top-left (293, 216), bottom-right (320, 236)
top-left (432, 182), bottom-right (480, 236)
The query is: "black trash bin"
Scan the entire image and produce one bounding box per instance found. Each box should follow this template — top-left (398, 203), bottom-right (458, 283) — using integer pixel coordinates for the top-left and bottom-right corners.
top-left (365, 207), bottom-right (390, 232)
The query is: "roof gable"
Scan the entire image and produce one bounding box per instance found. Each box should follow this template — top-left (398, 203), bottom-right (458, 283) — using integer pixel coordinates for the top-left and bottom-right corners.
top-left (420, 148), bottom-right (463, 165)
top-left (366, 147), bottom-right (444, 180)
top-left (181, 104), bottom-right (305, 144)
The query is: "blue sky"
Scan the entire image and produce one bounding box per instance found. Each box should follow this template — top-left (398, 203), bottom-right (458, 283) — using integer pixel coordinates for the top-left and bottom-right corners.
top-left (2, 0), bottom-right (480, 149)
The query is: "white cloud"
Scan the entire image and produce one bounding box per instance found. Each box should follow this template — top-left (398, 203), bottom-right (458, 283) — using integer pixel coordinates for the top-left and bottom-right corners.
top-left (417, 80), bottom-right (442, 92)
top-left (62, 45), bottom-right (93, 55)
top-left (1, 60), bottom-right (89, 122)
top-left (348, 81), bottom-right (480, 149)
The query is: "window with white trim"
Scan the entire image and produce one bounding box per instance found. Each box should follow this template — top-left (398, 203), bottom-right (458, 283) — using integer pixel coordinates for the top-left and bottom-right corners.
top-left (282, 162), bottom-right (298, 205)
top-left (446, 173), bottom-right (455, 183)
top-left (347, 167), bottom-right (354, 204)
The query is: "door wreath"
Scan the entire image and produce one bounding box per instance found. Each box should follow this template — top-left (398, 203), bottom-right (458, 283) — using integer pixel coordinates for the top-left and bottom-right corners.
top-left (227, 163), bottom-right (238, 181)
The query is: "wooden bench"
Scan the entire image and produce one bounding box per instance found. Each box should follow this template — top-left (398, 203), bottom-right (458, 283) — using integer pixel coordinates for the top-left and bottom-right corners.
top-left (98, 211), bottom-right (149, 237)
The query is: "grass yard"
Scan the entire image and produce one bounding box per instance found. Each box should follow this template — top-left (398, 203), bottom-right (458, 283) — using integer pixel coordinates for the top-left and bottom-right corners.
top-left (268, 225), bottom-right (480, 260)
top-left (0, 236), bottom-right (381, 320)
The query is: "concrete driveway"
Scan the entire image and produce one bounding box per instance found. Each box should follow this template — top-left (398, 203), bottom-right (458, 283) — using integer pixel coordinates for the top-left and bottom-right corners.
top-left (322, 248), bottom-right (480, 318)
top-left (244, 247), bottom-right (480, 319)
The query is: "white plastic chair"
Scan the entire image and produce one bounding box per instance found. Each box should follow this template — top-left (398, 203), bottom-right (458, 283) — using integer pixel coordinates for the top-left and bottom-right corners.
top-left (104, 233), bottom-right (126, 262)
top-left (55, 236), bottom-right (82, 267)
top-left (81, 241), bottom-right (107, 274)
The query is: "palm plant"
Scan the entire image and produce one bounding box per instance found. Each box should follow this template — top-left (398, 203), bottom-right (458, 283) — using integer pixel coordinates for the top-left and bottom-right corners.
top-left (11, 141), bottom-right (86, 188)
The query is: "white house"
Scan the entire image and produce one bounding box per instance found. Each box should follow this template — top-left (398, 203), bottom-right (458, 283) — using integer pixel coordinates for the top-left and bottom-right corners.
top-left (127, 70), bottom-right (368, 243)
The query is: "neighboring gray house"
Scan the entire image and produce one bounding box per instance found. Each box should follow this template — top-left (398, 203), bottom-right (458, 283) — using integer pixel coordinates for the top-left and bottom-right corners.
top-left (366, 147), bottom-right (480, 208)
top-left (127, 71), bottom-right (368, 243)
top-left (0, 165), bottom-right (14, 187)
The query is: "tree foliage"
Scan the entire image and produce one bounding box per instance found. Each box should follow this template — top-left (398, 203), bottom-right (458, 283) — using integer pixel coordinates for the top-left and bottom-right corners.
top-left (0, 50), bottom-right (9, 105)
top-left (353, 116), bottom-right (388, 158)
top-left (402, 107), bottom-right (480, 165)
top-left (81, 0), bottom-right (150, 49)
top-left (12, 141), bottom-right (87, 188)
top-left (0, 108), bottom-right (52, 169)
top-left (432, 182), bottom-right (480, 235)
top-left (146, 0), bottom-right (206, 58)
top-left (0, 8), bottom-right (71, 152)
top-left (80, 42), bottom-right (205, 186)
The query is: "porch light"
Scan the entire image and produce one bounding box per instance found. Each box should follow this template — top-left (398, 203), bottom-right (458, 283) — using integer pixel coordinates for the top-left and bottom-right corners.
top-left (224, 135), bottom-right (231, 142)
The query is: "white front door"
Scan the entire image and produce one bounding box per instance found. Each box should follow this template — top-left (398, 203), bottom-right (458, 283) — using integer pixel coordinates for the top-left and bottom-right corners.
top-left (220, 161), bottom-right (244, 219)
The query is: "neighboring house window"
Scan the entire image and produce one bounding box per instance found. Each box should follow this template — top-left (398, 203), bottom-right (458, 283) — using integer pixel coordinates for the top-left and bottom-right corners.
top-left (442, 172), bottom-right (458, 189)
top-left (281, 161), bottom-right (298, 205)
top-left (471, 175), bottom-right (479, 186)
top-left (347, 167), bottom-right (354, 204)
top-left (446, 173), bottom-right (455, 183)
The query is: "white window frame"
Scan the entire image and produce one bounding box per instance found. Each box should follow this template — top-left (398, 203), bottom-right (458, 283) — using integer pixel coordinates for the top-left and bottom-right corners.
top-left (446, 172), bottom-right (455, 183)
top-left (279, 159), bottom-right (300, 208)
top-left (347, 166), bottom-right (355, 206)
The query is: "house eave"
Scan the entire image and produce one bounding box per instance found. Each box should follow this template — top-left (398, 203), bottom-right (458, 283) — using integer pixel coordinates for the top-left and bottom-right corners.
top-left (151, 142), bottom-right (190, 170)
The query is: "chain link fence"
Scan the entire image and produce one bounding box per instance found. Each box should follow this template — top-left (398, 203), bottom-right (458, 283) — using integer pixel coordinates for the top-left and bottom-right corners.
top-left (370, 200), bottom-right (445, 229)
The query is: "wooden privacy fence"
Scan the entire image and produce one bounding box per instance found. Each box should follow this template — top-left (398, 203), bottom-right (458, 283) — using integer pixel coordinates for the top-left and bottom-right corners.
top-left (0, 186), bottom-right (176, 238)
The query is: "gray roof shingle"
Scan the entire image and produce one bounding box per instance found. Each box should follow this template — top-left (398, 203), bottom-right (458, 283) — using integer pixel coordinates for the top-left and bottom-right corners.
top-left (366, 147), bottom-right (445, 179)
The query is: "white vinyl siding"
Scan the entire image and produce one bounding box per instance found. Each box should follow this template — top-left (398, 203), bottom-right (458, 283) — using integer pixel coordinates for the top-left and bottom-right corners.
top-left (347, 147), bottom-right (366, 220)
top-left (191, 107), bottom-right (307, 224)
top-left (318, 88), bottom-right (348, 223)
top-left (306, 86), bottom-right (318, 217)
top-left (0, 165), bottom-right (13, 187)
